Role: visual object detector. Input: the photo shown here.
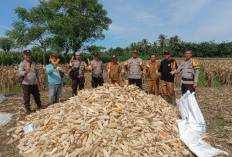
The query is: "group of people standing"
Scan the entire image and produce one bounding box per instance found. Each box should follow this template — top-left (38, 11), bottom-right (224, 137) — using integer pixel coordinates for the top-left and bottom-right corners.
top-left (18, 49), bottom-right (199, 114)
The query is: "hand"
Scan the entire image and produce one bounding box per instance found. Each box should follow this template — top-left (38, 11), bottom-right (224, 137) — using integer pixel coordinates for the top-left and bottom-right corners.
top-left (25, 69), bottom-right (30, 74)
top-left (193, 82), bottom-right (198, 88)
top-left (88, 65), bottom-right (92, 71)
top-left (170, 70), bottom-right (176, 75)
top-left (107, 69), bottom-right (110, 73)
top-left (63, 82), bottom-right (66, 86)
top-left (157, 72), bottom-right (161, 76)
top-left (124, 61), bottom-right (128, 66)
top-left (56, 66), bottom-right (62, 71)
top-left (53, 64), bottom-right (57, 69)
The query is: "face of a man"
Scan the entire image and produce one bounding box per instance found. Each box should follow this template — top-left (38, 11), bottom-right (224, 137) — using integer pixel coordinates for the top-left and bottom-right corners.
top-left (75, 55), bottom-right (81, 60)
top-left (150, 55), bottom-right (156, 62)
top-left (24, 54), bottom-right (31, 62)
top-left (111, 57), bottom-right (117, 63)
top-left (164, 53), bottom-right (171, 60)
top-left (132, 52), bottom-right (138, 58)
top-left (185, 51), bottom-right (192, 60)
top-left (93, 55), bottom-right (99, 60)
top-left (51, 56), bottom-right (57, 62)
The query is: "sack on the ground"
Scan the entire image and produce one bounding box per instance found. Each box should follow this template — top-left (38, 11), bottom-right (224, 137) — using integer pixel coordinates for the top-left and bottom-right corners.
top-left (177, 90), bottom-right (206, 134)
top-left (177, 91), bottom-right (229, 156)
top-left (177, 120), bottom-right (228, 157)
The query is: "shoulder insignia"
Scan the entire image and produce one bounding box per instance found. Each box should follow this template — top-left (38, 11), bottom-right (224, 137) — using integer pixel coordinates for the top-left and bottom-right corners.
top-left (193, 59), bottom-right (200, 69)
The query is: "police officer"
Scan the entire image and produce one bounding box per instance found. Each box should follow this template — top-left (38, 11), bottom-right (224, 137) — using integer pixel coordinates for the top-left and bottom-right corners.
top-left (158, 51), bottom-right (178, 105)
top-left (176, 50), bottom-right (200, 95)
top-left (125, 50), bottom-right (144, 88)
top-left (107, 55), bottom-right (122, 85)
top-left (90, 52), bottom-right (105, 88)
top-left (18, 50), bottom-right (43, 114)
top-left (70, 52), bottom-right (87, 96)
top-left (146, 54), bottom-right (160, 95)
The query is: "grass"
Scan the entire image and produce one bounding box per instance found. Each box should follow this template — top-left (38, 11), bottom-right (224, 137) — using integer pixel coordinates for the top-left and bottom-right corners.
top-left (213, 73), bottom-right (223, 87)
top-left (198, 66), bottom-right (209, 88)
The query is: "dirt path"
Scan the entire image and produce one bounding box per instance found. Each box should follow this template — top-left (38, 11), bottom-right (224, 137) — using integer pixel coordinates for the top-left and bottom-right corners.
top-left (0, 86), bottom-right (231, 156)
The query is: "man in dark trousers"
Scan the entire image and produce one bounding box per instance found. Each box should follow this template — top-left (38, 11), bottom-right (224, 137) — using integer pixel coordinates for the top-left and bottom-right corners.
top-left (125, 50), bottom-right (144, 88)
top-left (70, 52), bottom-right (87, 96)
top-left (18, 50), bottom-right (43, 114)
top-left (176, 50), bottom-right (200, 95)
top-left (158, 51), bottom-right (178, 105)
top-left (90, 52), bottom-right (105, 88)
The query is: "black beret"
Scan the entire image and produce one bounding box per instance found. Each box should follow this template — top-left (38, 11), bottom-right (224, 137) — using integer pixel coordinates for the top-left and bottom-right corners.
top-left (93, 52), bottom-right (99, 56)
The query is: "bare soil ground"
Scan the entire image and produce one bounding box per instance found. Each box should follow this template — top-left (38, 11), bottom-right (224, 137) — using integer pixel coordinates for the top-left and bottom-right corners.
top-left (0, 86), bottom-right (231, 157)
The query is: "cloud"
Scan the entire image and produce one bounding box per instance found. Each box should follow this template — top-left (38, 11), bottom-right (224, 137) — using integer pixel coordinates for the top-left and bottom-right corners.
top-left (170, 0), bottom-right (211, 25)
top-left (0, 25), bottom-right (9, 30)
top-left (106, 24), bottom-right (126, 35)
top-left (136, 12), bottom-right (155, 21)
top-left (194, 8), bottom-right (232, 41)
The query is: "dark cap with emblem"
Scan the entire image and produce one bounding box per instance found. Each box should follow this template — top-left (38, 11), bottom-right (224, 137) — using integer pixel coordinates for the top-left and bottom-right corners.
top-left (23, 50), bottom-right (31, 54)
top-left (163, 50), bottom-right (171, 55)
top-left (93, 52), bottom-right (99, 56)
top-left (132, 49), bottom-right (138, 53)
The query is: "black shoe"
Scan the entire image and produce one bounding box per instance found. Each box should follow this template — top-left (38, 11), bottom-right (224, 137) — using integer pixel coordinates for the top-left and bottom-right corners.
top-left (38, 105), bottom-right (45, 109)
top-left (26, 110), bottom-right (32, 114)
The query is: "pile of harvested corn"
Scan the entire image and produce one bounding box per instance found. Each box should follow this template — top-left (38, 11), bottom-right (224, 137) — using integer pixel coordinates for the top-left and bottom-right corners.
top-left (7, 84), bottom-right (192, 157)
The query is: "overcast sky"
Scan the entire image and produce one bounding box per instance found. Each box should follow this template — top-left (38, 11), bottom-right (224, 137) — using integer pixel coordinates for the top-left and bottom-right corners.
top-left (1, 0), bottom-right (232, 49)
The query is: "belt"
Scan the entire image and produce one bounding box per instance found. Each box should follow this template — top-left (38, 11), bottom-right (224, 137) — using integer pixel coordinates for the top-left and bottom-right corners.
top-left (182, 77), bottom-right (194, 81)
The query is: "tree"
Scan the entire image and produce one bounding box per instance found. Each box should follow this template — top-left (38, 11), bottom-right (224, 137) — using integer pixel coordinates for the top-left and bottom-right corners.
top-left (169, 35), bottom-right (181, 52)
top-left (158, 34), bottom-right (168, 53)
top-left (45, 0), bottom-right (112, 53)
top-left (141, 39), bottom-right (151, 52)
top-left (130, 42), bottom-right (137, 51)
top-left (152, 42), bottom-right (158, 51)
top-left (85, 45), bottom-right (106, 54)
top-left (0, 37), bottom-right (14, 52)
top-left (7, 6), bottom-right (51, 64)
